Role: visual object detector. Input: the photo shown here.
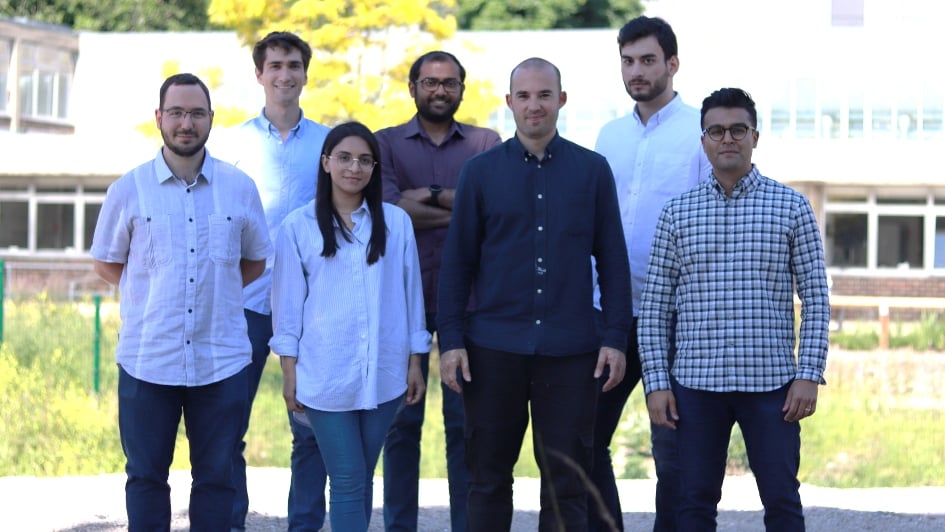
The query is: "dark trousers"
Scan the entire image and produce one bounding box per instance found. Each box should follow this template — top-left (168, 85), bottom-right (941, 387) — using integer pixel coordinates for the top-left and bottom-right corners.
top-left (673, 379), bottom-right (805, 532)
top-left (384, 314), bottom-right (468, 532)
top-left (463, 342), bottom-right (599, 532)
top-left (589, 318), bottom-right (679, 532)
top-left (119, 365), bottom-right (247, 532)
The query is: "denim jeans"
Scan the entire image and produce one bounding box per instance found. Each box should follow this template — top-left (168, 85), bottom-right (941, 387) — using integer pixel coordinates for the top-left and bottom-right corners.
top-left (119, 365), bottom-right (247, 532)
top-left (288, 410), bottom-right (327, 531)
top-left (384, 315), bottom-right (468, 532)
top-left (672, 379), bottom-right (804, 532)
top-left (306, 395), bottom-right (402, 532)
top-left (231, 309), bottom-right (274, 529)
top-left (463, 343), bottom-right (599, 532)
top-left (589, 318), bottom-right (680, 532)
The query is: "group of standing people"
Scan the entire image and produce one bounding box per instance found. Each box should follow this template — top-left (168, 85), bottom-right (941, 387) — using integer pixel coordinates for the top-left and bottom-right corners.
top-left (90, 14), bottom-right (829, 532)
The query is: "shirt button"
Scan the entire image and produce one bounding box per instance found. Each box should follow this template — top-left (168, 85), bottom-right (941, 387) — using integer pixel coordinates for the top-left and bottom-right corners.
top-left (537, 194), bottom-right (543, 199)
top-left (535, 319), bottom-right (541, 325)
top-left (537, 257), bottom-right (543, 263)
top-left (537, 288), bottom-right (542, 294)
top-left (538, 226), bottom-right (543, 231)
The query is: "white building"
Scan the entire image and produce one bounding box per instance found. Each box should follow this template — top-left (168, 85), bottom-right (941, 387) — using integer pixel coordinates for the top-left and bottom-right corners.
top-left (2, 0), bottom-right (945, 303)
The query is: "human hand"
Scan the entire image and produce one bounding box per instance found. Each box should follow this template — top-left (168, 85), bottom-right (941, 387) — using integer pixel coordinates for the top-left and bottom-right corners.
top-left (595, 347), bottom-right (626, 392)
top-left (783, 379), bottom-right (819, 422)
top-left (646, 390), bottom-right (679, 429)
top-left (405, 355), bottom-right (427, 405)
top-left (439, 348), bottom-right (471, 393)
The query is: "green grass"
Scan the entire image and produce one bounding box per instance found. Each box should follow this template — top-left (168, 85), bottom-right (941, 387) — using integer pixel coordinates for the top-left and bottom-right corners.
top-left (1, 297), bottom-right (943, 488)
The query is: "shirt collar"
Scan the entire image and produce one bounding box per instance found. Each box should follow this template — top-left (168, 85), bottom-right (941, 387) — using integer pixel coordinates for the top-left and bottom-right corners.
top-left (154, 148), bottom-right (212, 185)
top-left (633, 92), bottom-right (683, 127)
top-left (709, 164), bottom-right (761, 197)
top-left (403, 114), bottom-right (465, 144)
top-left (510, 131), bottom-right (562, 162)
top-left (254, 107), bottom-right (306, 139)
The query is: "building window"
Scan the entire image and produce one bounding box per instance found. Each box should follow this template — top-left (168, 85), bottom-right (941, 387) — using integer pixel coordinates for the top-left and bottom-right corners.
top-left (0, 39), bottom-right (9, 114)
top-left (83, 203), bottom-right (102, 251)
top-left (36, 202), bottom-right (75, 250)
top-left (0, 200), bottom-right (29, 248)
top-left (17, 43), bottom-right (74, 121)
top-left (877, 215), bottom-right (923, 269)
top-left (826, 213), bottom-right (867, 267)
top-left (832, 0), bottom-right (865, 27)
top-left (936, 217), bottom-right (945, 269)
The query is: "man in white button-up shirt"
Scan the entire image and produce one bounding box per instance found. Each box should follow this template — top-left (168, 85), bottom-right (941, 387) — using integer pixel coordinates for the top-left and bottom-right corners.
top-left (91, 73), bottom-right (271, 531)
top-left (590, 16), bottom-right (711, 532)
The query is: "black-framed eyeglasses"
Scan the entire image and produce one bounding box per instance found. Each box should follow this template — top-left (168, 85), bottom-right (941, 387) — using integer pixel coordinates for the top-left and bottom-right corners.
top-left (327, 153), bottom-right (376, 170)
top-left (416, 77), bottom-right (463, 93)
top-left (702, 124), bottom-right (754, 141)
top-left (162, 107), bottom-right (210, 120)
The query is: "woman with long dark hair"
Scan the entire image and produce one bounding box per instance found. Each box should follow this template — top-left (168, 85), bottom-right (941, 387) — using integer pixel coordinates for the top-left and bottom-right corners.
top-left (270, 121), bottom-right (430, 531)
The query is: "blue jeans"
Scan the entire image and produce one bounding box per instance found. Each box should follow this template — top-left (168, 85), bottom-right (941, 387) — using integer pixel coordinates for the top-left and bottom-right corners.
top-left (384, 315), bottom-right (468, 532)
top-left (463, 343), bottom-right (599, 532)
top-left (231, 309), bottom-right (273, 529)
top-left (306, 396), bottom-right (402, 532)
top-left (119, 365), bottom-right (247, 532)
top-left (589, 318), bottom-right (679, 532)
top-left (673, 379), bottom-right (804, 532)
top-left (288, 410), bottom-right (327, 531)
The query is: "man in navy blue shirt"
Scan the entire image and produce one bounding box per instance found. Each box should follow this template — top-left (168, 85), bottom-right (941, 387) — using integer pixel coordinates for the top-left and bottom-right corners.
top-left (437, 57), bottom-right (632, 532)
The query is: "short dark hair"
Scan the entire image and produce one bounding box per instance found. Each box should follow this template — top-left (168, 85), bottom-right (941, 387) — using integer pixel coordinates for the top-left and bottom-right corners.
top-left (700, 88), bottom-right (758, 128)
top-left (316, 122), bottom-right (387, 265)
top-left (159, 73), bottom-right (211, 110)
top-left (409, 50), bottom-right (466, 82)
top-left (253, 31), bottom-right (313, 73)
top-left (617, 16), bottom-right (678, 60)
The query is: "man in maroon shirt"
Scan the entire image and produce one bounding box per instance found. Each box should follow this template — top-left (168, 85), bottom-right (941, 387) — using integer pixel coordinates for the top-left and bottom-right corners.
top-left (376, 50), bottom-right (501, 532)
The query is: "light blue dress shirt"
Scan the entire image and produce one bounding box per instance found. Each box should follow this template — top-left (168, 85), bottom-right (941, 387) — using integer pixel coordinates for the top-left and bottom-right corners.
top-left (214, 110), bottom-right (330, 314)
top-left (270, 201), bottom-right (431, 412)
top-left (90, 149), bottom-right (272, 386)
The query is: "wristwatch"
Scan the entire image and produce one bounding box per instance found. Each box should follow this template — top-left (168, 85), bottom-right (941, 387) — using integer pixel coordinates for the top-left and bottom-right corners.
top-left (429, 184), bottom-right (443, 207)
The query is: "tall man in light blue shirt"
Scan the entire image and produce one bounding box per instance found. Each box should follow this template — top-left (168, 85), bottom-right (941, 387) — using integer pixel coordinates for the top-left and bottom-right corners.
top-left (590, 16), bottom-right (711, 532)
top-left (213, 31), bottom-right (331, 532)
top-left (91, 73), bottom-right (271, 531)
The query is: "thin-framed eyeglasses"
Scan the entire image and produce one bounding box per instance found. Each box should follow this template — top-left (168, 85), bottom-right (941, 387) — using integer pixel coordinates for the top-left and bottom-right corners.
top-left (162, 107), bottom-right (210, 120)
top-left (702, 124), bottom-right (754, 141)
top-left (327, 153), bottom-right (376, 170)
top-left (416, 77), bottom-right (463, 93)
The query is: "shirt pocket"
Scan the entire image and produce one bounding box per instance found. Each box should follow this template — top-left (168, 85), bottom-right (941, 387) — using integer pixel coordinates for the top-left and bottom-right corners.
top-left (209, 214), bottom-right (242, 265)
top-left (131, 215), bottom-right (172, 269)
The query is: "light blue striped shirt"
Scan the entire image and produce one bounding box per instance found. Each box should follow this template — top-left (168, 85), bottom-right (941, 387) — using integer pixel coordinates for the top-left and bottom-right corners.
top-left (90, 149), bottom-right (272, 386)
top-left (213, 111), bottom-right (330, 314)
top-left (639, 166), bottom-right (830, 393)
top-left (270, 201), bottom-right (431, 411)
top-left (594, 94), bottom-right (711, 315)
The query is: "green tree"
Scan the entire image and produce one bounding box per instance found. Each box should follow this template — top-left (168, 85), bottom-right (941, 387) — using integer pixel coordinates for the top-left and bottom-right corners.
top-left (1, 0), bottom-right (211, 31)
top-left (208, 0), bottom-right (501, 131)
top-left (457, 0), bottom-right (643, 30)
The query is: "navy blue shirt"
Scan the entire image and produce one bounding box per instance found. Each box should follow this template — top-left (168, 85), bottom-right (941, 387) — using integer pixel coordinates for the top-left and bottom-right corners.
top-left (437, 134), bottom-right (631, 356)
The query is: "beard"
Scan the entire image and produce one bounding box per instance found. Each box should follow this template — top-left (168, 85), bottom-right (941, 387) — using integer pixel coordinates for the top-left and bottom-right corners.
top-left (162, 128), bottom-right (208, 158)
top-left (416, 95), bottom-right (461, 124)
top-left (626, 71), bottom-right (670, 103)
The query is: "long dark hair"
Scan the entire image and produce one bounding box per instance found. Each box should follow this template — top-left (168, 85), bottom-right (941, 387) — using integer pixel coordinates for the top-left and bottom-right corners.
top-left (315, 121), bottom-right (387, 265)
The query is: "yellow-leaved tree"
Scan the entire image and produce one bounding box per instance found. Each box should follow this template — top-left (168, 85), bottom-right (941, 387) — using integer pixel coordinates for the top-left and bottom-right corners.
top-left (208, 0), bottom-right (501, 131)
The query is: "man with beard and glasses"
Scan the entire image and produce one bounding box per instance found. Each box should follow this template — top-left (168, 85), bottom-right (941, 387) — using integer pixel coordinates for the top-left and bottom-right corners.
top-left (590, 16), bottom-right (710, 532)
top-left (90, 73), bottom-right (271, 531)
top-left (376, 50), bottom-right (500, 532)
top-left (213, 31), bottom-right (331, 532)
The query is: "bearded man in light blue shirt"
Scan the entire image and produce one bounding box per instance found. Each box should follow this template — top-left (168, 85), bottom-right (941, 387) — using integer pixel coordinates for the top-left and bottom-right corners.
top-left (590, 16), bottom-right (711, 532)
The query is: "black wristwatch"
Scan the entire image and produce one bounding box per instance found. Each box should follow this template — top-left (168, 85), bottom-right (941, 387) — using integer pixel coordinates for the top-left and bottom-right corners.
top-left (429, 184), bottom-right (443, 207)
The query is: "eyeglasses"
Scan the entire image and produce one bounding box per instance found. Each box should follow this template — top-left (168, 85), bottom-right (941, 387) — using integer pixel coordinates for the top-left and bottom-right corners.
top-left (416, 77), bottom-right (463, 93)
top-left (162, 107), bottom-right (211, 120)
top-left (702, 124), bottom-right (754, 141)
top-left (327, 153), bottom-right (376, 170)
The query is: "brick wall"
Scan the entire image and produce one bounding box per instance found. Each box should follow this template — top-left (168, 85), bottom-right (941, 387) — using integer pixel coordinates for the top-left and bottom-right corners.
top-left (830, 273), bottom-right (945, 320)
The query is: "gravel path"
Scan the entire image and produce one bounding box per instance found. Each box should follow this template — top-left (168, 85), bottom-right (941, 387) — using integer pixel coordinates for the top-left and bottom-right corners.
top-left (3, 468), bottom-right (943, 531)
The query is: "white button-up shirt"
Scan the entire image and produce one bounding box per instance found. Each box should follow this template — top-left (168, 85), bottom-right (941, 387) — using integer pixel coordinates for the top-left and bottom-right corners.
top-left (90, 149), bottom-right (272, 386)
top-left (270, 201), bottom-right (431, 411)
